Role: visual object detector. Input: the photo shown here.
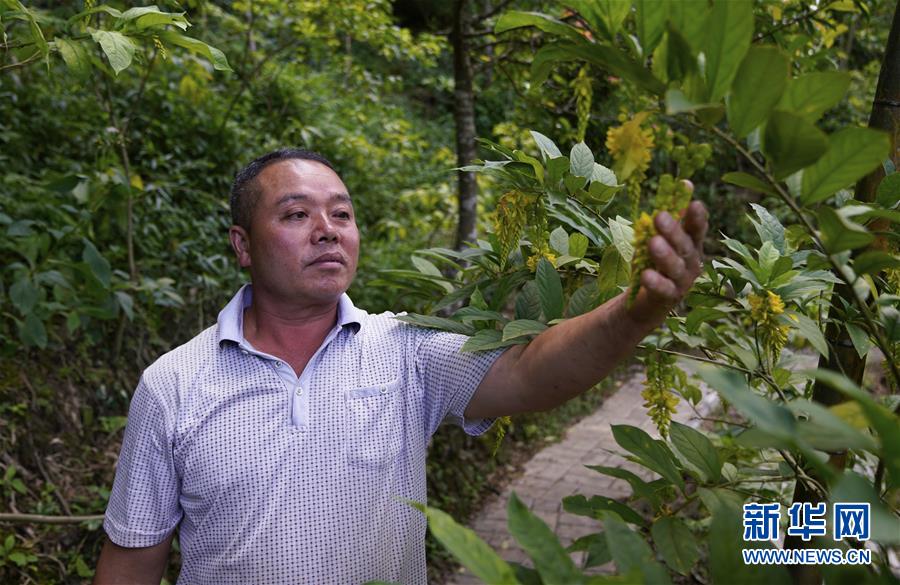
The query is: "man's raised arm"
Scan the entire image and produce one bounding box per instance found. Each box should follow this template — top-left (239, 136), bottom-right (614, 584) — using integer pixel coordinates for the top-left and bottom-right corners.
top-left (466, 201), bottom-right (708, 419)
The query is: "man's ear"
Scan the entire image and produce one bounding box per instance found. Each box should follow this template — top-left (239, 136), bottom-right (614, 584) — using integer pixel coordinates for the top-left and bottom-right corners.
top-left (229, 225), bottom-right (251, 268)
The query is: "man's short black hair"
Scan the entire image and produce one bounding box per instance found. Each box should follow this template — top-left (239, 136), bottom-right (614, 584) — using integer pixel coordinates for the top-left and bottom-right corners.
top-left (230, 148), bottom-right (337, 233)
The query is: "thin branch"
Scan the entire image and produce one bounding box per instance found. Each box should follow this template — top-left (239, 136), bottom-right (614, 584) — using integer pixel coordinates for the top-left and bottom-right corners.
top-left (754, 4), bottom-right (827, 42)
top-left (0, 50), bottom-right (41, 72)
top-left (0, 513), bottom-right (104, 524)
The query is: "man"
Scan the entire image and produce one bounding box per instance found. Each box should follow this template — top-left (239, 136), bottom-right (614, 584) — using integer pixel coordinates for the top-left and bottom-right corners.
top-left (94, 148), bottom-right (707, 584)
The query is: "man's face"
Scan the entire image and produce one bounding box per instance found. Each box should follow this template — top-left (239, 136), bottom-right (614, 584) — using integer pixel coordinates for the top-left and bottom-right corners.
top-left (231, 159), bottom-right (360, 306)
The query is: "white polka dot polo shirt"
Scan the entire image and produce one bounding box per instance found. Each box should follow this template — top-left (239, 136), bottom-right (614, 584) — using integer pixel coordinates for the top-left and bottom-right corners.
top-left (103, 282), bottom-right (506, 584)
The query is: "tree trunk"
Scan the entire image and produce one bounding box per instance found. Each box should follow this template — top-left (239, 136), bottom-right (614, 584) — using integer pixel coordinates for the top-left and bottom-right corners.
top-left (451, 0), bottom-right (479, 250)
top-left (784, 5), bottom-right (900, 584)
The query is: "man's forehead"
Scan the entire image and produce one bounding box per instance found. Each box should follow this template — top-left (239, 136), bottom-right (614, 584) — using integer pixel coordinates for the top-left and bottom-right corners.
top-left (256, 159), bottom-right (350, 202)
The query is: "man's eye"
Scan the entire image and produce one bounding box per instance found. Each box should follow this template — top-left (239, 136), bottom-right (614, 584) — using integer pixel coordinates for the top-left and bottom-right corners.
top-left (290, 212), bottom-right (307, 219)
top-left (335, 212), bottom-right (351, 219)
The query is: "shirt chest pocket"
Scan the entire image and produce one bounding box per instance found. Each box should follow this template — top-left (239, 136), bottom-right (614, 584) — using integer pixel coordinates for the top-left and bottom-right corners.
top-left (344, 378), bottom-right (403, 469)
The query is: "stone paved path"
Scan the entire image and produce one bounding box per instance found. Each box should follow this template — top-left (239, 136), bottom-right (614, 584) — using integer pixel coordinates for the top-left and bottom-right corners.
top-left (442, 358), bottom-right (718, 584)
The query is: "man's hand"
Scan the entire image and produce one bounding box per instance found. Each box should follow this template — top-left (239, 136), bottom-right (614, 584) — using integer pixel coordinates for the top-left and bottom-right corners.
top-left (626, 200), bottom-right (709, 327)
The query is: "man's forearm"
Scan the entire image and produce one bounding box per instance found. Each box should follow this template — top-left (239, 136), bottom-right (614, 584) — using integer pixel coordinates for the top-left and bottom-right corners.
top-left (502, 290), bottom-right (660, 413)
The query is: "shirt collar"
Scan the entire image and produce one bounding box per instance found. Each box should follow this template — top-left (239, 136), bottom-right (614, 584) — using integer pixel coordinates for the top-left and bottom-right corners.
top-left (216, 283), bottom-right (364, 347)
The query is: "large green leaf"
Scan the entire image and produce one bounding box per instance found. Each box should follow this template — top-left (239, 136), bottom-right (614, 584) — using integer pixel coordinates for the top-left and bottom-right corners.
top-left (611, 425), bottom-right (684, 490)
top-left (394, 314), bottom-right (474, 335)
top-left (495, 11), bottom-right (584, 43)
top-left (788, 312), bottom-right (830, 358)
top-left (668, 0), bottom-right (712, 53)
top-left (727, 46), bottom-right (789, 137)
top-left (584, 465), bottom-right (661, 508)
top-left (569, 0), bottom-right (631, 41)
top-left (82, 239), bottom-right (111, 289)
top-left (406, 500), bottom-right (519, 584)
top-left (762, 110), bottom-right (828, 179)
top-left (635, 0), bottom-right (669, 55)
top-left (158, 30), bottom-right (231, 71)
top-left (651, 517), bottom-right (699, 575)
top-left (603, 513), bottom-right (671, 584)
top-left (515, 281), bottom-right (542, 320)
top-left (787, 398), bottom-right (877, 452)
top-left (778, 71), bottom-right (852, 123)
top-left (119, 6), bottom-right (189, 30)
top-left (55, 38), bottom-right (92, 77)
top-left (696, 364), bottom-right (796, 440)
top-left (562, 494), bottom-right (645, 525)
top-left (536, 258), bottom-right (564, 321)
top-left (816, 207), bottom-right (874, 254)
top-left (566, 532), bottom-right (611, 568)
top-left (9, 277), bottom-right (38, 314)
top-left (507, 492), bottom-right (582, 584)
top-left (90, 30), bottom-right (135, 75)
top-left (876, 173), bottom-right (900, 208)
top-left (703, 0), bottom-right (753, 102)
top-left (830, 472), bottom-right (900, 544)
top-left (570, 142), bottom-right (595, 177)
top-left (800, 128), bottom-right (891, 205)
top-left (502, 319), bottom-right (547, 341)
top-left (531, 42), bottom-right (666, 94)
top-left (709, 500), bottom-right (791, 585)
top-left (530, 131), bottom-right (562, 160)
top-left (597, 247), bottom-right (629, 304)
top-left (19, 313), bottom-right (47, 349)
top-left (853, 250), bottom-right (900, 275)
top-left (669, 421), bottom-right (721, 482)
top-left (722, 171), bottom-right (777, 197)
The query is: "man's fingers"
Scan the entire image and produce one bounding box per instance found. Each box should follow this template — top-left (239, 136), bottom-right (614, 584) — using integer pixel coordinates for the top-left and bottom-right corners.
top-left (641, 269), bottom-right (680, 302)
top-left (650, 235), bottom-right (687, 283)
top-left (684, 201), bottom-right (709, 251)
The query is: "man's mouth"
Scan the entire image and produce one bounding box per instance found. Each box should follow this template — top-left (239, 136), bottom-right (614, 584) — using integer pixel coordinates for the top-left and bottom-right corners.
top-left (310, 253), bottom-right (345, 267)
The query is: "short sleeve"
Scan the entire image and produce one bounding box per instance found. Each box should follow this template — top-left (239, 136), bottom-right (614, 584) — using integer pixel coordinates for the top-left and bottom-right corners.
top-left (103, 376), bottom-right (182, 547)
top-left (414, 329), bottom-right (507, 439)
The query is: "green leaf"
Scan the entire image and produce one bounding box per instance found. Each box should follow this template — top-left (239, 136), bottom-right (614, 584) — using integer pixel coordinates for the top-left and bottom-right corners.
top-left (804, 369), bottom-right (900, 489)
top-left (82, 239), bottom-right (111, 288)
top-left (608, 217), bottom-right (634, 263)
top-left (9, 277), bottom-right (38, 314)
top-left (90, 30), bottom-right (135, 75)
top-left (157, 31), bottom-right (231, 71)
top-left (531, 42), bottom-right (666, 95)
top-left (536, 258), bottom-right (564, 321)
top-left (461, 329), bottom-right (525, 352)
top-left (845, 322), bottom-right (873, 358)
top-left (508, 492), bottom-right (581, 583)
top-left (549, 226), bottom-right (569, 255)
top-left (778, 71), bottom-right (852, 123)
top-left (495, 11), bottom-right (585, 43)
top-left (801, 128), bottom-right (892, 205)
top-left (566, 280), bottom-right (598, 318)
top-left (722, 172), bottom-right (777, 197)
top-left (568, 233), bottom-right (589, 258)
top-left (570, 142), bottom-right (595, 178)
top-left (816, 207), bottom-right (874, 254)
top-left (668, 0), bottom-right (712, 53)
top-left (696, 364), bottom-right (795, 440)
top-left (669, 421), bottom-right (721, 482)
top-left (762, 110), bottom-right (828, 179)
top-left (562, 494), bottom-right (645, 525)
top-left (727, 46), bottom-right (789, 137)
top-left (584, 465), bottom-right (661, 507)
top-left (502, 319), bottom-right (547, 341)
top-left (787, 398), bottom-right (877, 452)
top-left (394, 314), bottom-right (474, 335)
top-left (651, 517), bottom-right (699, 575)
top-left (405, 500), bottom-right (519, 584)
top-left (19, 313), bottom-right (46, 348)
top-left (566, 532), bottom-right (611, 567)
top-left (55, 38), bottom-right (92, 77)
top-left (115, 291), bottom-right (134, 321)
top-left (611, 425), bottom-right (684, 490)
top-left (830, 472), bottom-right (900, 544)
top-left (515, 281), bottom-right (542, 320)
top-left (854, 250), bottom-right (900, 275)
top-left (709, 500), bottom-right (790, 585)
top-left (597, 247), bottom-right (629, 304)
top-left (603, 513), bottom-right (671, 584)
top-left (122, 7), bottom-right (190, 31)
top-left (703, 0), bottom-right (753, 102)
top-left (635, 0), bottom-right (669, 55)
top-left (8, 551), bottom-right (28, 567)
top-left (787, 312), bottom-right (829, 358)
top-left (749, 203), bottom-right (786, 253)
top-left (876, 173), bottom-right (900, 208)
top-left (530, 131), bottom-right (562, 160)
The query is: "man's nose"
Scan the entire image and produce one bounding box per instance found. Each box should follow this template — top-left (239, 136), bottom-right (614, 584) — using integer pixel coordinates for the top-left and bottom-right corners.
top-left (311, 212), bottom-right (338, 243)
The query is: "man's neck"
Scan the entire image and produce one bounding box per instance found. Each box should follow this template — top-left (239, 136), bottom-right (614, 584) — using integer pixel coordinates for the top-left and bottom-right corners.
top-left (242, 292), bottom-right (340, 355)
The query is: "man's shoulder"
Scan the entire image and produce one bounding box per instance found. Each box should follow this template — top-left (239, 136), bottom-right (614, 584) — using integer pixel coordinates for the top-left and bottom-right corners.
top-left (140, 324), bottom-right (219, 395)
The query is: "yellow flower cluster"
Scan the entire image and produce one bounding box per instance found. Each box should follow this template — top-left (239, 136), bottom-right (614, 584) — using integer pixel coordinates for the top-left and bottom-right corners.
top-left (641, 351), bottom-right (681, 438)
top-left (748, 290), bottom-right (790, 360)
top-left (526, 243), bottom-right (556, 271)
top-left (494, 190), bottom-right (531, 269)
top-left (628, 211), bottom-right (656, 306)
top-left (605, 112), bottom-right (654, 183)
